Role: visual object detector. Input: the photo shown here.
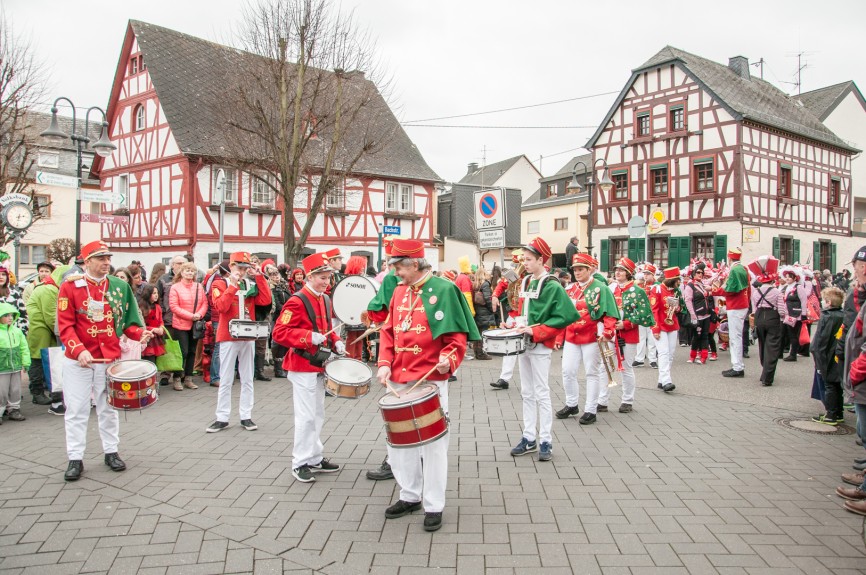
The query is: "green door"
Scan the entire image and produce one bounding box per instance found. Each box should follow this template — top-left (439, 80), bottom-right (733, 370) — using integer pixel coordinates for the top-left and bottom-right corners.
top-left (713, 234), bottom-right (728, 265)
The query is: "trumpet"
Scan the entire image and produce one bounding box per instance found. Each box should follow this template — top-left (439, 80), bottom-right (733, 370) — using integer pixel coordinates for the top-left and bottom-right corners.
top-left (597, 337), bottom-right (618, 388)
top-left (664, 296), bottom-right (679, 325)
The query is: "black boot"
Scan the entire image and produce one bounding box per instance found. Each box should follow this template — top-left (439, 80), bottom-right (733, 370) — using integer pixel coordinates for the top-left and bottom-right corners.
top-left (64, 460), bottom-right (83, 481)
top-left (254, 355), bottom-right (272, 381)
top-left (274, 358), bottom-right (287, 378)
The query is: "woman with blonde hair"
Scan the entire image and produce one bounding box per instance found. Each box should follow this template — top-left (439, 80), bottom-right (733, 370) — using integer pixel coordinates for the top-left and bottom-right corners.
top-left (168, 262), bottom-right (208, 390)
top-left (472, 266), bottom-right (495, 360)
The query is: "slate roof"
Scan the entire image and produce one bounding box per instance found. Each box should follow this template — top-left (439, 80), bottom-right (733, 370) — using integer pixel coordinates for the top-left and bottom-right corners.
top-left (587, 46), bottom-right (858, 153)
top-left (795, 81), bottom-right (864, 121)
top-left (458, 155), bottom-right (525, 186)
top-left (125, 20), bottom-right (440, 182)
top-left (540, 153), bottom-right (591, 182)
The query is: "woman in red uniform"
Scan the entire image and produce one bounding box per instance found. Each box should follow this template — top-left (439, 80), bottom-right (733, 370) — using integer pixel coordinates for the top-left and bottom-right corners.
top-left (651, 267), bottom-right (681, 393)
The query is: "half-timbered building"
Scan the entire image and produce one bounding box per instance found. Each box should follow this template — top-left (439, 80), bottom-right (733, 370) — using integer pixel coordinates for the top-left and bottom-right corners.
top-left (95, 21), bottom-right (440, 269)
top-left (587, 46), bottom-right (859, 273)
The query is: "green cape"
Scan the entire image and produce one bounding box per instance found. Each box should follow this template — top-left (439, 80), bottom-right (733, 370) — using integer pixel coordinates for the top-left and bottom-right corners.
top-left (583, 277), bottom-right (620, 321)
top-left (723, 263), bottom-right (748, 293)
top-left (418, 275), bottom-right (481, 341)
top-left (105, 275), bottom-right (145, 337)
top-left (620, 283), bottom-right (656, 327)
top-left (367, 269), bottom-right (399, 312)
top-left (524, 275), bottom-right (579, 328)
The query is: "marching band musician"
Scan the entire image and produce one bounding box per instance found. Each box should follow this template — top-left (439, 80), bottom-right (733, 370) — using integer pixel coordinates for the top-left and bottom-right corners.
top-left (652, 267), bottom-right (682, 393)
top-left (57, 240), bottom-right (150, 482)
top-left (634, 263), bottom-right (659, 368)
top-left (205, 252), bottom-right (272, 434)
top-left (490, 249), bottom-right (525, 390)
top-left (508, 238), bottom-right (578, 461)
top-left (600, 257), bottom-right (655, 414)
top-left (555, 253), bottom-right (619, 425)
top-left (711, 247), bottom-right (749, 378)
top-left (272, 252), bottom-right (346, 483)
top-left (375, 239), bottom-right (479, 532)
top-left (342, 255), bottom-right (371, 361)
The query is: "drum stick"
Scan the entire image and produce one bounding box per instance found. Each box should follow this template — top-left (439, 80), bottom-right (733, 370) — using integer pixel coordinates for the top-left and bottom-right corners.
top-left (384, 380), bottom-right (400, 397)
top-left (405, 352), bottom-right (456, 395)
top-left (500, 323), bottom-right (540, 335)
top-left (90, 358), bottom-right (115, 364)
top-left (350, 324), bottom-right (382, 345)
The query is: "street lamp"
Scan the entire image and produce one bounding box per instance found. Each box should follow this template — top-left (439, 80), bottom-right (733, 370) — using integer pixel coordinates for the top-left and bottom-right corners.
top-left (566, 158), bottom-right (613, 256)
top-left (40, 98), bottom-right (116, 256)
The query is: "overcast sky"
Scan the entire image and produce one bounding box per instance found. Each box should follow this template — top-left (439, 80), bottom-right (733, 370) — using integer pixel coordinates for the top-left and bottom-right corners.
top-left (8, 0), bottom-right (865, 183)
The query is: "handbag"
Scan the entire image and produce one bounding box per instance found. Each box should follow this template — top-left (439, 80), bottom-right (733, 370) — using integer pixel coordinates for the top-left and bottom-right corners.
top-left (155, 330), bottom-right (183, 372)
top-left (41, 346), bottom-right (65, 393)
top-left (799, 322), bottom-right (811, 347)
top-left (473, 288), bottom-right (485, 306)
top-left (192, 286), bottom-right (206, 339)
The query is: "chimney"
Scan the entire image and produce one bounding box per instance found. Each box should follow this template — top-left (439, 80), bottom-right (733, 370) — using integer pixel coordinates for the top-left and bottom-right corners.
top-left (728, 56), bottom-right (750, 80)
top-left (467, 162), bottom-right (479, 174)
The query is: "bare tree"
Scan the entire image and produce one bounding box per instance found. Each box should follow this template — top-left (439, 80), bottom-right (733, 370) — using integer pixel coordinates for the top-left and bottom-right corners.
top-left (46, 237), bottom-right (76, 264)
top-left (0, 13), bottom-right (46, 244)
top-left (218, 0), bottom-right (395, 265)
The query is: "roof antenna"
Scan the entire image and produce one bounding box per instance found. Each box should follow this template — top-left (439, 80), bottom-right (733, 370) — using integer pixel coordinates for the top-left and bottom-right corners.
top-left (750, 58), bottom-right (764, 80)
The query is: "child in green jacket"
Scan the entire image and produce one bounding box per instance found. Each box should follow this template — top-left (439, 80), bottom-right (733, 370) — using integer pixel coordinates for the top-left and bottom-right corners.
top-left (0, 302), bottom-right (31, 423)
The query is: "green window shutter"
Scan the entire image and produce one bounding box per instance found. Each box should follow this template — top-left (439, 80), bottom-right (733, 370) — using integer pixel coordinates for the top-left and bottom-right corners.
top-left (600, 239), bottom-right (610, 272)
top-left (666, 238), bottom-right (677, 267)
top-left (681, 236), bottom-right (692, 268)
top-left (638, 238), bottom-right (646, 262)
top-left (668, 236), bottom-right (691, 268)
top-left (813, 241), bottom-right (820, 269)
top-left (793, 239), bottom-right (800, 264)
top-left (831, 243), bottom-right (837, 273)
top-left (772, 237), bottom-right (780, 259)
top-left (713, 234), bottom-right (727, 265)
top-left (628, 238), bottom-right (638, 261)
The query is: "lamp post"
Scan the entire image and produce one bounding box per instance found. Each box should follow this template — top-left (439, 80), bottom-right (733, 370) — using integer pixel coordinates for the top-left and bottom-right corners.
top-left (40, 98), bottom-right (116, 256)
top-left (566, 158), bottom-right (614, 257)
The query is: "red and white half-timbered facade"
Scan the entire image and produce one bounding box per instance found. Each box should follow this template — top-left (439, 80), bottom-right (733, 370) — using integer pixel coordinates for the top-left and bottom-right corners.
top-left (587, 47), bottom-right (858, 273)
top-left (96, 21), bottom-right (440, 269)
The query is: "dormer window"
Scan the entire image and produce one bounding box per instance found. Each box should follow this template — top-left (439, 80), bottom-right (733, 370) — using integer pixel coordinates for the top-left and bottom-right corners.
top-left (134, 105), bottom-right (145, 131)
top-left (130, 57), bottom-right (138, 75)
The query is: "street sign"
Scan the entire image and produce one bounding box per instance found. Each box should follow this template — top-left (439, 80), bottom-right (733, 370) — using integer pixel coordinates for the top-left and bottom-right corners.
top-left (627, 215), bottom-right (646, 238)
top-left (474, 188), bottom-right (506, 230)
top-left (36, 171), bottom-right (78, 189)
top-left (743, 227), bottom-right (760, 243)
top-left (0, 193), bottom-right (31, 207)
top-left (382, 225), bottom-right (401, 235)
top-left (80, 213), bottom-right (130, 225)
top-left (648, 209), bottom-right (666, 234)
top-left (79, 189), bottom-right (124, 204)
top-left (478, 229), bottom-right (505, 249)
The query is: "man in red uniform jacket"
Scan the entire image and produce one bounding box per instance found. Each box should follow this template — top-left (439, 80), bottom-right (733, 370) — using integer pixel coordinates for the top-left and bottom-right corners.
top-left (206, 251), bottom-right (272, 433)
top-left (272, 252), bottom-right (345, 483)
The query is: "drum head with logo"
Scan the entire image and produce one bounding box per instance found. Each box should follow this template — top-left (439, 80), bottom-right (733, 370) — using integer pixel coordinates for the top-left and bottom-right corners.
top-left (325, 358), bottom-right (372, 384)
top-left (332, 275), bottom-right (380, 326)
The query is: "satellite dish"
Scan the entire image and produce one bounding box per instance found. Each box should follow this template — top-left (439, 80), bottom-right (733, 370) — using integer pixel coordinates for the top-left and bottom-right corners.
top-left (215, 169), bottom-right (226, 204)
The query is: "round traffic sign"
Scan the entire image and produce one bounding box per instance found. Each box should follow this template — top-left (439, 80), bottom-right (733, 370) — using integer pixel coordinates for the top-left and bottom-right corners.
top-left (627, 215), bottom-right (646, 238)
top-left (479, 193), bottom-right (498, 218)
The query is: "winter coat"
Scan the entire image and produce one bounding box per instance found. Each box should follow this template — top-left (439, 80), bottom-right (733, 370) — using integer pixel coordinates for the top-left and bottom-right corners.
top-left (810, 307), bottom-right (844, 384)
top-left (168, 280), bottom-right (208, 331)
top-left (474, 280), bottom-right (496, 329)
top-left (843, 292), bottom-right (866, 405)
top-left (0, 302), bottom-right (31, 373)
top-left (0, 287), bottom-right (28, 335)
top-left (157, 270), bottom-right (176, 326)
top-left (26, 278), bottom-right (59, 359)
top-left (269, 281), bottom-right (291, 329)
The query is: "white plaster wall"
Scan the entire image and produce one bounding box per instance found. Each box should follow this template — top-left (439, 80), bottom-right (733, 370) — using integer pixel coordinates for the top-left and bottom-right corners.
top-left (821, 91), bottom-right (866, 199)
top-left (492, 157), bottom-right (542, 203)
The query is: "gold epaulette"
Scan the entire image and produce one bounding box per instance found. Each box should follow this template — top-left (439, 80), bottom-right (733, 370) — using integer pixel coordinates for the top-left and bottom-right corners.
top-left (65, 274), bottom-right (84, 283)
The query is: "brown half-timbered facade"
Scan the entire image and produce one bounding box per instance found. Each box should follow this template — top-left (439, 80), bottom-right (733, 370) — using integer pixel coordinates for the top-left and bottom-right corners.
top-left (587, 46), bottom-right (859, 273)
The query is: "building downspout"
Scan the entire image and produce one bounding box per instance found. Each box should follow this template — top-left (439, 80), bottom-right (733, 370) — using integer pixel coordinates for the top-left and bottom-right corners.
top-left (188, 157), bottom-right (204, 256)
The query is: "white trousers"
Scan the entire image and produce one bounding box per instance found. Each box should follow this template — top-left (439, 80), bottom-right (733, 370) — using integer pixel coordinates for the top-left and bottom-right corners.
top-left (517, 345), bottom-right (553, 444)
top-left (216, 340), bottom-right (255, 422)
top-left (499, 354), bottom-right (517, 382)
top-left (386, 380), bottom-right (449, 513)
top-left (727, 308), bottom-right (747, 372)
top-left (287, 371), bottom-right (325, 469)
top-left (656, 331), bottom-right (678, 385)
top-left (562, 341), bottom-right (601, 413)
top-left (598, 342), bottom-right (636, 406)
top-left (63, 358), bottom-right (119, 460)
top-left (635, 325), bottom-right (658, 362)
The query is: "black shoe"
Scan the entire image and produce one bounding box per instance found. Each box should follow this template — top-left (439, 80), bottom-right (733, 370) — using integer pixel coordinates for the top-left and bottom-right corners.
top-left (650, 362), bottom-right (658, 369)
top-left (255, 372), bottom-right (272, 382)
top-left (424, 512), bottom-right (443, 532)
top-left (104, 453), bottom-right (126, 472)
top-left (761, 380), bottom-right (773, 386)
top-left (385, 499), bottom-right (422, 519)
top-left (48, 404), bottom-right (66, 415)
top-left (722, 369), bottom-right (744, 377)
top-left (32, 394), bottom-right (52, 405)
top-left (662, 383), bottom-right (676, 392)
top-left (490, 379), bottom-right (509, 390)
top-left (597, 405), bottom-right (608, 413)
top-left (6, 409), bottom-right (25, 421)
top-left (619, 403), bottom-right (633, 413)
top-left (240, 419), bottom-right (258, 431)
top-left (159, 377), bottom-right (170, 387)
top-left (742, 351), bottom-right (750, 358)
top-left (205, 421), bottom-right (229, 433)
top-left (578, 413), bottom-right (596, 425)
top-left (310, 458), bottom-right (340, 473)
top-left (366, 459), bottom-right (394, 480)
top-left (447, 375), bottom-right (457, 382)
top-left (782, 356), bottom-right (797, 362)
top-left (631, 360), bottom-right (645, 367)
top-left (64, 460), bottom-right (83, 482)
top-left (555, 404), bottom-right (580, 419)
top-left (274, 369), bottom-right (287, 378)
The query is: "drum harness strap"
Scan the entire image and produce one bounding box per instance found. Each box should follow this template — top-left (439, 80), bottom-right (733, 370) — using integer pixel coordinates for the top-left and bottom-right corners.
top-left (292, 290), bottom-right (333, 364)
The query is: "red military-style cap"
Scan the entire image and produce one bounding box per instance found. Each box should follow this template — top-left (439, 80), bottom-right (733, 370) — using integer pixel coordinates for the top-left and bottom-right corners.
top-left (230, 251), bottom-right (253, 267)
top-left (325, 248), bottom-right (343, 260)
top-left (80, 240), bottom-right (112, 260)
top-left (663, 266), bottom-right (681, 280)
top-left (442, 270), bottom-right (457, 282)
top-left (302, 252), bottom-right (335, 275)
top-left (615, 257), bottom-right (636, 276)
top-left (388, 239), bottom-right (425, 263)
top-left (572, 253), bottom-right (598, 269)
top-left (383, 236), bottom-right (395, 256)
top-left (643, 263), bottom-right (657, 274)
top-left (728, 247), bottom-right (743, 261)
top-left (523, 237), bottom-right (552, 262)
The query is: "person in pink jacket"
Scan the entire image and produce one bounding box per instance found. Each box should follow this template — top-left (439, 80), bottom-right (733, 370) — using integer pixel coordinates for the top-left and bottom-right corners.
top-left (169, 262), bottom-right (208, 390)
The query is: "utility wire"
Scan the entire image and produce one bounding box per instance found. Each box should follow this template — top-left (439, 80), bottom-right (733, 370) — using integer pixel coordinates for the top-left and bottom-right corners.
top-left (403, 124), bottom-right (598, 129)
top-left (403, 90), bottom-right (619, 124)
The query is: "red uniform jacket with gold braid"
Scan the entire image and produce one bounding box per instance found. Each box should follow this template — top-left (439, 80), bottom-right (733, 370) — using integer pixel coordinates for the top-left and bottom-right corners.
top-left (492, 278), bottom-right (519, 318)
top-left (651, 284), bottom-right (680, 335)
top-left (611, 282), bottom-right (640, 344)
top-left (558, 281), bottom-right (617, 346)
top-left (212, 274), bottom-right (272, 343)
top-left (57, 275), bottom-right (144, 361)
top-left (378, 278), bottom-right (468, 383)
top-left (272, 286), bottom-right (341, 373)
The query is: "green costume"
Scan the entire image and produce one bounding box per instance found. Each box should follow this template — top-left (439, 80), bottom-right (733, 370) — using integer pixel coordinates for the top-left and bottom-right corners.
top-left (723, 263), bottom-right (748, 293)
top-left (522, 274), bottom-right (579, 328)
top-left (582, 277), bottom-right (620, 321)
top-left (620, 284), bottom-right (656, 327)
top-left (367, 269), bottom-right (399, 312)
top-left (418, 275), bottom-right (481, 341)
top-left (0, 302), bottom-right (30, 373)
top-left (104, 275), bottom-right (145, 337)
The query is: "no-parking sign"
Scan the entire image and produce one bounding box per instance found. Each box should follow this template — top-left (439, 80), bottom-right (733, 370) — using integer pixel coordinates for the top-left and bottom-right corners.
top-left (474, 187), bottom-right (506, 230)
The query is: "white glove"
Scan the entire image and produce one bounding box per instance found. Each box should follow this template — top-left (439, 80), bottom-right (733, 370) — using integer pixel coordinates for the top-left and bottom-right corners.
top-left (334, 340), bottom-right (346, 355)
top-left (311, 332), bottom-right (327, 345)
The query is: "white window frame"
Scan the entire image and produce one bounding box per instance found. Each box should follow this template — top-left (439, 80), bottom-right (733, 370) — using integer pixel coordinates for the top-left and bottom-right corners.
top-left (527, 220), bottom-right (540, 234)
top-left (117, 174), bottom-right (130, 209)
top-left (386, 182), bottom-right (399, 211)
top-left (135, 105), bottom-right (145, 131)
top-left (326, 179), bottom-right (345, 209)
top-left (399, 184), bottom-right (413, 212)
top-left (251, 174), bottom-right (274, 208)
top-left (215, 168), bottom-right (236, 204)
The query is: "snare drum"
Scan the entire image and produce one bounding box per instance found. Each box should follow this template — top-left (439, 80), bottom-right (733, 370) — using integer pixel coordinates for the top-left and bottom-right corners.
top-left (106, 359), bottom-right (158, 411)
top-left (332, 275), bottom-right (380, 328)
top-left (324, 358), bottom-right (372, 398)
top-left (378, 384), bottom-right (448, 448)
top-left (482, 328), bottom-right (528, 356)
top-left (228, 319), bottom-right (270, 339)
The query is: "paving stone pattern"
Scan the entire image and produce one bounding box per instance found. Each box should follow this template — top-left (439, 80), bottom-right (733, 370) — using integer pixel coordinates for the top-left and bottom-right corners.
top-left (1, 350), bottom-right (864, 574)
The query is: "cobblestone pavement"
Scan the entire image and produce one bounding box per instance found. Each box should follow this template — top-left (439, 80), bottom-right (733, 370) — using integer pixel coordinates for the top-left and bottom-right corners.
top-left (1, 347), bottom-right (865, 574)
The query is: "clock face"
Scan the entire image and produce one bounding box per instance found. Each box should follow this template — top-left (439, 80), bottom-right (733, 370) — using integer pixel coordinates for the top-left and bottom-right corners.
top-left (4, 203), bottom-right (33, 231)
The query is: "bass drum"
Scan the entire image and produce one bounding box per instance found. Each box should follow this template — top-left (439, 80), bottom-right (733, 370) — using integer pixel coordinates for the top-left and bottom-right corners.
top-left (332, 275), bottom-right (380, 329)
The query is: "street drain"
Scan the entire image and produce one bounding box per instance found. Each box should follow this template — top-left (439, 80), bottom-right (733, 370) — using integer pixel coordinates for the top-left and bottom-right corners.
top-left (774, 417), bottom-right (855, 435)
